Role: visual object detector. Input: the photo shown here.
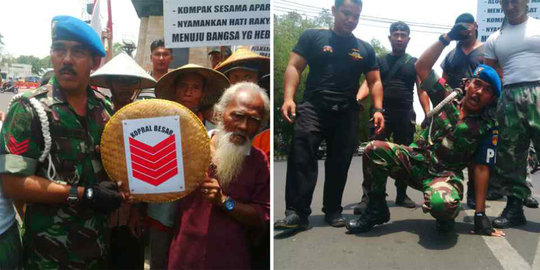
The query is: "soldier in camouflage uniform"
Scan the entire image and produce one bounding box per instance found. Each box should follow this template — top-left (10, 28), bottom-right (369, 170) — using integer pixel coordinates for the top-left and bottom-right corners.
top-left (484, 0), bottom-right (540, 228)
top-left (0, 16), bottom-right (124, 269)
top-left (346, 29), bottom-right (505, 236)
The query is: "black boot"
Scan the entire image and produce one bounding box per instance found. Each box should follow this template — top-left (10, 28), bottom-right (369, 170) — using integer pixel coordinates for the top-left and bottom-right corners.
top-left (492, 196), bottom-right (527, 228)
top-left (524, 196), bottom-right (539, 208)
top-left (395, 182), bottom-right (415, 208)
top-left (353, 194), bottom-right (368, 215)
top-left (436, 219), bottom-right (455, 232)
top-left (486, 191), bottom-right (503, 200)
top-left (346, 193), bottom-right (390, 233)
top-left (274, 212), bottom-right (309, 230)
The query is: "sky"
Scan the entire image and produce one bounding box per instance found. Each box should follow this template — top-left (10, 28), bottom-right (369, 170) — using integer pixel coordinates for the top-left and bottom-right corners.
top-left (0, 0), bottom-right (140, 58)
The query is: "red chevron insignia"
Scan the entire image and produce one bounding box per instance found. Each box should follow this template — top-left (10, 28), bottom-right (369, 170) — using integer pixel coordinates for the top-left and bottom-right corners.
top-left (129, 135), bottom-right (179, 186)
top-left (7, 135), bottom-right (29, 155)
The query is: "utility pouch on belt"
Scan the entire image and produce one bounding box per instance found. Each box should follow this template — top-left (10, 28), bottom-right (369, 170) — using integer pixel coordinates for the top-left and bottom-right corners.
top-left (309, 90), bottom-right (359, 112)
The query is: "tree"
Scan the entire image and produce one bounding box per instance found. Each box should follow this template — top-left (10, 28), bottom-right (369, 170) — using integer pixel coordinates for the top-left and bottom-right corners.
top-left (273, 12), bottom-right (319, 155)
top-left (113, 42), bottom-right (124, 56)
top-left (14, 55), bottom-right (51, 75)
top-left (273, 11), bottom-right (389, 156)
top-left (356, 39), bottom-right (389, 141)
top-left (112, 41), bottom-right (137, 57)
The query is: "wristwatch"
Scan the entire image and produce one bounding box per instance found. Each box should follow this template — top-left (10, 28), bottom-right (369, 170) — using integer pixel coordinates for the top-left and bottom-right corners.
top-left (439, 34), bottom-right (450, 46)
top-left (67, 185), bottom-right (79, 206)
top-left (221, 196), bottom-right (235, 212)
top-left (373, 108), bottom-right (385, 113)
top-left (84, 187), bottom-right (94, 201)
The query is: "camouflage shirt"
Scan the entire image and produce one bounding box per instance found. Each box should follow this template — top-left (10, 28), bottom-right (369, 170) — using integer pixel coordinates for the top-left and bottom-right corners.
top-left (0, 77), bottom-right (113, 269)
top-left (413, 75), bottom-right (497, 175)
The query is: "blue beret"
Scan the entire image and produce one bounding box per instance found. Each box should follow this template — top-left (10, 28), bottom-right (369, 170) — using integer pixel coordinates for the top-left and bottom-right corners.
top-left (472, 64), bottom-right (501, 98)
top-left (51, 15), bottom-right (106, 57)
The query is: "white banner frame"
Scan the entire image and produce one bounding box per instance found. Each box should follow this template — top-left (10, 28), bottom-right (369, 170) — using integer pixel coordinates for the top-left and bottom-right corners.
top-left (477, 0), bottom-right (540, 42)
top-left (163, 0), bottom-right (270, 48)
top-left (122, 116), bottom-right (185, 194)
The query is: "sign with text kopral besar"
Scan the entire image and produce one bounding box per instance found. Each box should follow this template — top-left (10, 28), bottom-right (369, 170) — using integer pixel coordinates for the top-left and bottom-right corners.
top-left (122, 116), bottom-right (185, 194)
top-left (163, 0), bottom-right (271, 48)
top-left (477, 0), bottom-right (540, 42)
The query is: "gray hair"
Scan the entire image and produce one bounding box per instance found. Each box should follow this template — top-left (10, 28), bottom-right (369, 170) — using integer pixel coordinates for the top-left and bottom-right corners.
top-left (214, 82), bottom-right (270, 128)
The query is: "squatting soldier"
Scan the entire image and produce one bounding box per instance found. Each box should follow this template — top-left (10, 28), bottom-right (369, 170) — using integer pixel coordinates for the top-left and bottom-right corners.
top-left (346, 28), bottom-right (505, 236)
top-left (354, 21), bottom-right (431, 213)
top-left (0, 16), bottom-right (124, 268)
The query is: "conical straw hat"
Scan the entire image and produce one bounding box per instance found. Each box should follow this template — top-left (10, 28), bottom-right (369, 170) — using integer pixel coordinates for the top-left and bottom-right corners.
top-left (155, 64), bottom-right (230, 109)
top-left (90, 53), bottom-right (156, 89)
top-left (215, 48), bottom-right (270, 77)
top-left (100, 99), bottom-right (210, 202)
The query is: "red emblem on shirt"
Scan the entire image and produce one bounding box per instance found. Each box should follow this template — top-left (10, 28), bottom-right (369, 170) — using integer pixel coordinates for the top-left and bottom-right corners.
top-left (7, 135), bottom-right (29, 155)
top-left (348, 48), bottom-right (363, 61)
top-left (129, 134), bottom-right (178, 186)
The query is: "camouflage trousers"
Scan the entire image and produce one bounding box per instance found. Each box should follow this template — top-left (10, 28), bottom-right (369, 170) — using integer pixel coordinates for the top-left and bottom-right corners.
top-left (363, 141), bottom-right (463, 221)
top-left (0, 222), bottom-right (21, 269)
top-left (493, 82), bottom-right (540, 200)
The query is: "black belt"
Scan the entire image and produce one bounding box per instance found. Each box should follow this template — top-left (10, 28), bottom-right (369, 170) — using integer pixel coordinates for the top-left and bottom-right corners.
top-left (504, 80), bottom-right (540, 89)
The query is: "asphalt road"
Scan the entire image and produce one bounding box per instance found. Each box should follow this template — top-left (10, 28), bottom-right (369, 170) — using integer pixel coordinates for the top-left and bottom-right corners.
top-left (274, 156), bottom-right (540, 270)
top-left (0, 89), bottom-right (26, 112)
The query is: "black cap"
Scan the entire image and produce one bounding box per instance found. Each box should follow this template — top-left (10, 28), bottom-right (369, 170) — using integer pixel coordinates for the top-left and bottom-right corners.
top-left (390, 21), bottom-right (410, 34)
top-left (455, 13), bottom-right (475, 24)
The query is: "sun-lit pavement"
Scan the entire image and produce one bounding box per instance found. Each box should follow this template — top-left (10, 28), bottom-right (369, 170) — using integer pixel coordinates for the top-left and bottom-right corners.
top-left (274, 157), bottom-right (540, 270)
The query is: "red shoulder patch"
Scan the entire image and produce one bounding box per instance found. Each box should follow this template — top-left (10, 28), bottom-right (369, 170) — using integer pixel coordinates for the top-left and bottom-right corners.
top-left (7, 135), bottom-right (30, 155)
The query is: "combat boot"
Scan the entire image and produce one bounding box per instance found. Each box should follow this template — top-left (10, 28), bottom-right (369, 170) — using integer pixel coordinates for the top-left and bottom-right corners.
top-left (353, 194), bottom-right (368, 215)
top-left (524, 196), bottom-right (539, 208)
top-left (395, 183), bottom-right (415, 208)
top-left (492, 196), bottom-right (527, 228)
top-left (436, 218), bottom-right (455, 232)
top-left (346, 193), bottom-right (390, 233)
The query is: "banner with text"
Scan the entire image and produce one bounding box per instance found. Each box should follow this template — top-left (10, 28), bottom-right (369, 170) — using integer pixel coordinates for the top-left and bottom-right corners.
top-left (477, 0), bottom-right (540, 42)
top-left (164, 0), bottom-right (270, 48)
top-left (249, 45), bottom-right (270, 57)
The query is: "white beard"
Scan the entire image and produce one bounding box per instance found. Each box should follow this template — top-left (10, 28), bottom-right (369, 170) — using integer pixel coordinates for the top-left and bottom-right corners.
top-left (212, 127), bottom-right (251, 188)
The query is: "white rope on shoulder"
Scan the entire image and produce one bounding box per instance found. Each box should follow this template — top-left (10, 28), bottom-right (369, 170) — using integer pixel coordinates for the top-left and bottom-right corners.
top-left (8, 94), bottom-right (57, 180)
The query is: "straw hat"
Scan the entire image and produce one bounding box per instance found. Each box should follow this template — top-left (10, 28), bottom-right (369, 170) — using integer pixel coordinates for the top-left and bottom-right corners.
top-left (215, 48), bottom-right (270, 77)
top-left (90, 53), bottom-right (156, 89)
top-left (155, 64), bottom-right (230, 109)
top-left (100, 99), bottom-right (210, 202)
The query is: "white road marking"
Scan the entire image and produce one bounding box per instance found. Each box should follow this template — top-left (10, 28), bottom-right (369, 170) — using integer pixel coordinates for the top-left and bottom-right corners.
top-left (463, 200), bottom-right (534, 270)
top-left (532, 238), bottom-right (540, 270)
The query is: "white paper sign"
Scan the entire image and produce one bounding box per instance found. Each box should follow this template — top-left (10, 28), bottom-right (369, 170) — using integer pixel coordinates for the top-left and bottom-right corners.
top-left (249, 45), bottom-right (270, 57)
top-left (163, 0), bottom-right (271, 48)
top-left (477, 0), bottom-right (540, 42)
top-left (122, 116), bottom-right (185, 194)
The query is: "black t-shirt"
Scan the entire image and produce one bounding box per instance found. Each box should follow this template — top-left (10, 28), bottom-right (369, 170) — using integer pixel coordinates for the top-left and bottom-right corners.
top-left (378, 54), bottom-right (417, 110)
top-left (441, 44), bottom-right (484, 89)
top-left (293, 29), bottom-right (378, 99)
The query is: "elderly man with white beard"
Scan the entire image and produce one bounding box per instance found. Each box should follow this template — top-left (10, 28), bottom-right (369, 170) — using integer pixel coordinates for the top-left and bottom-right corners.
top-left (168, 82), bottom-right (270, 270)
